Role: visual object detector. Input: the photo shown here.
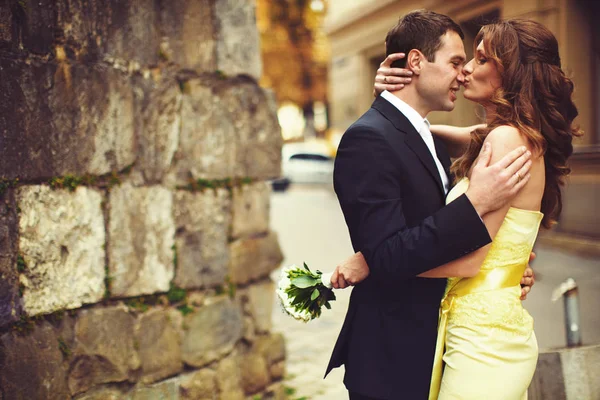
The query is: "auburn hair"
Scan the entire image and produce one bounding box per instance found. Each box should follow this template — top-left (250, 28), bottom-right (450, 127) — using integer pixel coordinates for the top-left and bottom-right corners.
top-left (452, 19), bottom-right (582, 228)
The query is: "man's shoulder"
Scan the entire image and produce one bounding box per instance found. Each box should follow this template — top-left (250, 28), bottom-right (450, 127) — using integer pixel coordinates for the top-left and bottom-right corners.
top-left (343, 106), bottom-right (392, 138)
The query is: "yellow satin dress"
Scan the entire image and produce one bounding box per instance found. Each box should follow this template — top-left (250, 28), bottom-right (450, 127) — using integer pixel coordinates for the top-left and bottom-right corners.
top-left (429, 178), bottom-right (542, 400)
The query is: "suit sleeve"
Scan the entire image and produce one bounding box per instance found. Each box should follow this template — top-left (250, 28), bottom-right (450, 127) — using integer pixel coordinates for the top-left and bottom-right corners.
top-left (334, 126), bottom-right (491, 280)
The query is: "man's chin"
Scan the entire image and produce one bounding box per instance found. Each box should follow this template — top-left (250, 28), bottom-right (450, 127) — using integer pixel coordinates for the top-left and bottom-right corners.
top-left (441, 102), bottom-right (456, 112)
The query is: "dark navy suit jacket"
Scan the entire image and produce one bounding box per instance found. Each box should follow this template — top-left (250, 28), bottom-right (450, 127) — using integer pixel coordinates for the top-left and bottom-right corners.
top-left (326, 96), bottom-right (491, 399)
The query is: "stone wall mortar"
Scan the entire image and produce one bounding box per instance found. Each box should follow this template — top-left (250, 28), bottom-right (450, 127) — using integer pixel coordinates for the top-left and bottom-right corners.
top-left (0, 0), bottom-right (285, 398)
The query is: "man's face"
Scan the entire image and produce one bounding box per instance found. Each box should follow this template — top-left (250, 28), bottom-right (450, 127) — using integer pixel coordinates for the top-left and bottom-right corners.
top-left (417, 31), bottom-right (466, 112)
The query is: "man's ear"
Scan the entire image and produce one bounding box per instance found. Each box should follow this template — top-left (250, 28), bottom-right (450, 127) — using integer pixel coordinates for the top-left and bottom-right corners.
top-left (406, 49), bottom-right (425, 75)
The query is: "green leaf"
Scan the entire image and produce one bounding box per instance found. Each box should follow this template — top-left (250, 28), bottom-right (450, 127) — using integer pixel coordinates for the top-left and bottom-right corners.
top-left (291, 276), bottom-right (319, 288)
top-left (324, 301), bottom-right (331, 309)
top-left (311, 288), bottom-right (320, 301)
top-left (303, 262), bottom-right (311, 272)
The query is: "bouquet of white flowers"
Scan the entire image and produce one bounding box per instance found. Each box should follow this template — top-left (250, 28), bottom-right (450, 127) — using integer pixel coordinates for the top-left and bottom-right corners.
top-left (276, 263), bottom-right (335, 322)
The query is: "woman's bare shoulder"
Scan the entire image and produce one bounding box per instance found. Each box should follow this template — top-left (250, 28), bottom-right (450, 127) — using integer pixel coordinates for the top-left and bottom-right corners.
top-left (484, 125), bottom-right (536, 160)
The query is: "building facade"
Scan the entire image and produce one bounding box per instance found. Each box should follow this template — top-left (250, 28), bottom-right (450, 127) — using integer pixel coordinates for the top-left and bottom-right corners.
top-left (325, 0), bottom-right (600, 252)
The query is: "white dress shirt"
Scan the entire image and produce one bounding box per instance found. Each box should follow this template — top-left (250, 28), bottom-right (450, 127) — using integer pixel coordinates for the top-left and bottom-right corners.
top-left (380, 91), bottom-right (450, 194)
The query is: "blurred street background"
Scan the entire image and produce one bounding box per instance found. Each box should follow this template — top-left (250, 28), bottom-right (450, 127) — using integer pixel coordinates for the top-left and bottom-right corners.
top-left (258, 1), bottom-right (599, 398)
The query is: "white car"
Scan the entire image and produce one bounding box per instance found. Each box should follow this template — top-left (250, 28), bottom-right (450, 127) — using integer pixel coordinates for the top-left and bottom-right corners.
top-left (280, 142), bottom-right (335, 185)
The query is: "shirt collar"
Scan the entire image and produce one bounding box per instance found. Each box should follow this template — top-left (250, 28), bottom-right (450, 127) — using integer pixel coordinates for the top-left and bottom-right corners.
top-left (380, 90), bottom-right (429, 134)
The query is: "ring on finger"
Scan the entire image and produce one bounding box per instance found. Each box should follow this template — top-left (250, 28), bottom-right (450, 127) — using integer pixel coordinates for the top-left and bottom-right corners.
top-left (384, 76), bottom-right (388, 83)
top-left (516, 171), bottom-right (522, 182)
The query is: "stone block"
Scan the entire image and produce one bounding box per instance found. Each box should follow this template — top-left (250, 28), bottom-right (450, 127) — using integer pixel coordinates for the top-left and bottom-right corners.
top-left (179, 369), bottom-right (217, 400)
top-left (68, 305), bottom-right (141, 395)
top-left (214, 0), bottom-right (262, 80)
top-left (100, 0), bottom-right (161, 66)
top-left (529, 344), bottom-right (600, 400)
top-left (158, 0), bottom-right (216, 71)
top-left (136, 309), bottom-right (183, 384)
top-left (0, 0), bottom-right (56, 56)
top-left (0, 189), bottom-right (22, 328)
top-left (170, 81), bottom-right (237, 182)
top-left (134, 73), bottom-right (182, 184)
top-left (256, 333), bottom-right (286, 367)
top-left (128, 379), bottom-right (179, 400)
top-left (173, 189), bottom-right (231, 289)
top-left (269, 361), bottom-right (285, 380)
top-left (108, 183), bottom-right (175, 297)
top-left (231, 182), bottom-right (270, 239)
top-left (229, 232), bottom-right (284, 285)
top-left (242, 315), bottom-right (257, 343)
top-left (217, 353), bottom-right (245, 400)
top-left (562, 344), bottom-right (600, 400)
top-left (0, 4), bottom-right (15, 51)
top-left (0, 59), bottom-right (136, 180)
top-left (240, 350), bottom-right (270, 395)
top-left (263, 382), bottom-right (287, 400)
top-left (169, 80), bottom-right (282, 183)
top-left (218, 83), bottom-right (282, 180)
top-left (0, 320), bottom-right (70, 400)
top-left (181, 296), bottom-right (243, 367)
top-left (246, 280), bottom-right (275, 333)
top-left (17, 186), bottom-right (105, 316)
top-left (73, 387), bottom-right (124, 400)
top-left (1, 0), bottom-right (162, 64)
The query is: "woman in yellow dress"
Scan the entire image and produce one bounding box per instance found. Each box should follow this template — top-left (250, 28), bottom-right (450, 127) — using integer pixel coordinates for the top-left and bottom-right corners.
top-left (336, 19), bottom-right (581, 399)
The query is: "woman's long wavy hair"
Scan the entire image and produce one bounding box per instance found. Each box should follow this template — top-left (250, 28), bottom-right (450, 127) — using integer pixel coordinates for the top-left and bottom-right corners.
top-left (452, 19), bottom-right (582, 228)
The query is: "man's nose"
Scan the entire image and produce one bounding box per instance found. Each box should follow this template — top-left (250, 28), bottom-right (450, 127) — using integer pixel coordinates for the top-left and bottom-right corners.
top-left (456, 72), bottom-right (465, 83)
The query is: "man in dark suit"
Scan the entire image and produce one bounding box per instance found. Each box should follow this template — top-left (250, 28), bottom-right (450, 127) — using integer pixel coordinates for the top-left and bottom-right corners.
top-left (325, 10), bottom-right (534, 399)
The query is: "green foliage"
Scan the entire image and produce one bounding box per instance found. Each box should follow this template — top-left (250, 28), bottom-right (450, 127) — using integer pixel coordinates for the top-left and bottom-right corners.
top-left (107, 171), bottom-right (121, 189)
top-left (227, 276), bottom-right (236, 299)
top-left (284, 263), bottom-right (335, 320)
top-left (17, 0), bottom-right (28, 12)
top-left (0, 178), bottom-right (19, 196)
top-left (47, 310), bottom-right (65, 324)
top-left (252, 395), bottom-right (262, 400)
top-left (104, 265), bottom-right (113, 300)
top-left (120, 164), bottom-right (134, 175)
top-left (16, 254), bottom-right (26, 273)
top-left (172, 244), bottom-right (178, 269)
top-left (178, 80), bottom-right (192, 95)
top-left (49, 174), bottom-right (97, 191)
top-left (215, 70), bottom-right (227, 80)
top-left (125, 298), bottom-right (149, 312)
top-left (13, 314), bottom-right (36, 336)
top-left (177, 304), bottom-right (194, 316)
top-left (167, 283), bottom-right (186, 303)
top-left (57, 337), bottom-right (71, 359)
top-left (182, 177), bottom-right (255, 193)
top-left (284, 386), bottom-right (297, 396)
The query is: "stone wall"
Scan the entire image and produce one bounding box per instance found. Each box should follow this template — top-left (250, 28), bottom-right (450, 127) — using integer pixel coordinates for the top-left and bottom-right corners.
top-left (0, 1), bottom-right (286, 399)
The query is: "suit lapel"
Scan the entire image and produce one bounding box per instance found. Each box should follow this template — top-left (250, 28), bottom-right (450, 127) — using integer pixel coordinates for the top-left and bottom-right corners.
top-left (371, 97), bottom-right (445, 197)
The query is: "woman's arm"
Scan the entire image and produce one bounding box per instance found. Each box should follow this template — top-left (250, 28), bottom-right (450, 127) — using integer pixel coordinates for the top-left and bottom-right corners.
top-left (419, 125), bottom-right (533, 278)
top-left (430, 124), bottom-right (485, 158)
top-left (373, 53), bottom-right (413, 96)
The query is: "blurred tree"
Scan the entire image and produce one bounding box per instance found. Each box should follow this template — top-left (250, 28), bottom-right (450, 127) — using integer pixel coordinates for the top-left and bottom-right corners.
top-left (257, 0), bottom-right (329, 135)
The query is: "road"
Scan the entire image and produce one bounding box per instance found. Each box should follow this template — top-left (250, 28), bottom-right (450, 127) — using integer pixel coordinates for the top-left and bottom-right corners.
top-left (269, 183), bottom-right (600, 400)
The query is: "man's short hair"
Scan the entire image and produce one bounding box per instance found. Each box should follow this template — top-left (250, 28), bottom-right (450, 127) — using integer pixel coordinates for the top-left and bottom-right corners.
top-left (385, 10), bottom-right (464, 68)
